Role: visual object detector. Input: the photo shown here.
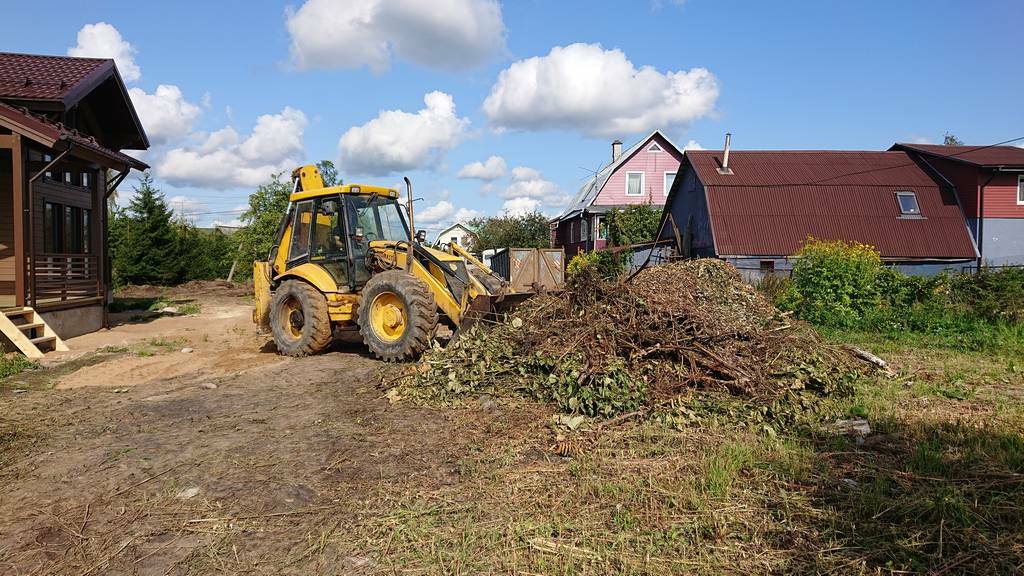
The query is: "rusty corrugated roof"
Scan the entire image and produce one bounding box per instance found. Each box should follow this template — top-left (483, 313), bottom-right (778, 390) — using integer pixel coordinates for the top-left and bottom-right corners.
top-left (0, 102), bottom-right (147, 171)
top-left (0, 52), bottom-right (112, 103)
top-left (683, 150), bottom-right (977, 260)
top-left (890, 143), bottom-right (1024, 167)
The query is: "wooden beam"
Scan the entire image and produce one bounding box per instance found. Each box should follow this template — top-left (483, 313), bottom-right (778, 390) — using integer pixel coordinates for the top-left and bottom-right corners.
top-left (11, 134), bottom-right (24, 307)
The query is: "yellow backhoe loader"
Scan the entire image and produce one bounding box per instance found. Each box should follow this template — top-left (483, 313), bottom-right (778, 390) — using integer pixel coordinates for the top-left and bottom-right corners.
top-left (252, 164), bottom-right (528, 360)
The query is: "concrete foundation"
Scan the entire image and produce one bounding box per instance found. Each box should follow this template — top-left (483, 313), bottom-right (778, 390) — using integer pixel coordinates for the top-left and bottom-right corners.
top-left (40, 304), bottom-right (104, 339)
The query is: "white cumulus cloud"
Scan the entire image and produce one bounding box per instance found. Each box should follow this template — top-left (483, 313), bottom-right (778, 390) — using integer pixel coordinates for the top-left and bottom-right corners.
top-left (285, 0), bottom-right (505, 72)
top-left (483, 43), bottom-right (719, 138)
top-left (499, 166), bottom-right (568, 217)
top-left (417, 200), bottom-right (455, 225)
top-left (682, 139), bottom-right (704, 150)
top-left (157, 107), bottom-right (308, 189)
top-left (502, 197), bottom-right (541, 216)
top-left (339, 91), bottom-right (469, 176)
top-left (457, 155), bottom-right (507, 180)
top-left (68, 22), bottom-right (141, 82)
top-left (128, 85), bottom-right (201, 145)
top-left (416, 200), bottom-right (483, 227)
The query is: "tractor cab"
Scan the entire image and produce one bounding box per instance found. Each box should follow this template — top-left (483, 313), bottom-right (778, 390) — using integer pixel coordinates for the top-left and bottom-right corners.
top-left (269, 166), bottom-right (410, 293)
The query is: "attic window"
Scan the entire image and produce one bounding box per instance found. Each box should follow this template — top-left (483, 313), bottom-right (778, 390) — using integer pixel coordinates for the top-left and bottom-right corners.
top-left (895, 191), bottom-right (921, 217)
top-left (648, 142), bottom-right (663, 152)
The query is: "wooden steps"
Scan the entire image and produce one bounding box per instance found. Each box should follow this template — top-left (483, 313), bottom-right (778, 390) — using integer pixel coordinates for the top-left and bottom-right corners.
top-left (0, 306), bottom-right (68, 358)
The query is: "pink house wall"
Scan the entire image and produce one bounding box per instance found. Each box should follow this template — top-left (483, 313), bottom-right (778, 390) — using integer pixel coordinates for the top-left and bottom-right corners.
top-left (594, 134), bottom-right (683, 207)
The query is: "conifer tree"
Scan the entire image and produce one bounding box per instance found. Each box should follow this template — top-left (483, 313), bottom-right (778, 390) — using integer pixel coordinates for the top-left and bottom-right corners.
top-left (117, 173), bottom-right (177, 285)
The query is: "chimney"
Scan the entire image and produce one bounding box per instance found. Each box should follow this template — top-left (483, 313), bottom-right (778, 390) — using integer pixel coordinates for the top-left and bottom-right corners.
top-left (612, 139), bottom-right (623, 162)
top-left (717, 132), bottom-right (734, 175)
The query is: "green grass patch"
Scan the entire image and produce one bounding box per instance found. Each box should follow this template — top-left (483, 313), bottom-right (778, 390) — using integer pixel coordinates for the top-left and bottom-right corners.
top-left (0, 354), bottom-right (37, 381)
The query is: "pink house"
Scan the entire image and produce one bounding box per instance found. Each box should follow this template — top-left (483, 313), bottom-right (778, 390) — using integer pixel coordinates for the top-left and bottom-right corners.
top-left (551, 130), bottom-right (683, 256)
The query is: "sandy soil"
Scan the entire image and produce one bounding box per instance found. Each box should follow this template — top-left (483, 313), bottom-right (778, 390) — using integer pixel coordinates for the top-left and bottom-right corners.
top-left (0, 288), bottom-right (508, 575)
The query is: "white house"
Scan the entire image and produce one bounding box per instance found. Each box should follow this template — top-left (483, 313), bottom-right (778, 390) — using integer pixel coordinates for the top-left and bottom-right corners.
top-left (432, 222), bottom-right (477, 248)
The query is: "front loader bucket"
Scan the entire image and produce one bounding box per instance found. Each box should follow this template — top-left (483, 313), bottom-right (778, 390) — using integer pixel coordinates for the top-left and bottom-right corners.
top-left (458, 292), bottom-right (535, 333)
top-left (252, 261), bottom-right (272, 334)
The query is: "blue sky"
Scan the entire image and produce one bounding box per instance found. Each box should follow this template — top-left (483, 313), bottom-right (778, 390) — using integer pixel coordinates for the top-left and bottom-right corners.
top-left (5, 0), bottom-right (1023, 232)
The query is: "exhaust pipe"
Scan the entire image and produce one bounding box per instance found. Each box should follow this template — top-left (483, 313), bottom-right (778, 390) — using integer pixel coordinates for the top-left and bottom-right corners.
top-left (404, 177), bottom-right (415, 271)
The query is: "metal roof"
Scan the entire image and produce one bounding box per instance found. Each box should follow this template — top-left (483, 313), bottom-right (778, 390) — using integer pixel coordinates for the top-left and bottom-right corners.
top-left (677, 149), bottom-right (978, 260)
top-left (554, 130), bottom-right (682, 222)
top-left (0, 52), bottom-right (111, 103)
top-left (890, 143), bottom-right (1024, 168)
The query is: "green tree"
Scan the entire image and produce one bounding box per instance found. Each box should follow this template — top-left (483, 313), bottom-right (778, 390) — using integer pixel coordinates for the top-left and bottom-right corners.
top-left (317, 160), bottom-right (340, 187)
top-left (605, 204), bottom-right (661, 246)
top-left (235, 172), bottom-right (292, 272)
top-left (466, 211), bottom-right (550, 252)
top-left (943, 132), bottom-right (964, 146)
top-left (173, 224), bottom-right (236, 282)
top-left (114, 173), bottom-right (179, 285)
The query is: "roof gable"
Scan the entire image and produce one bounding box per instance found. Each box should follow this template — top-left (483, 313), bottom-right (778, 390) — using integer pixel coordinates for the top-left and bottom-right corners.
top-left (668, 149), bottom-right (977, 260)
top-left (556, 130), bottom-right (683, 220)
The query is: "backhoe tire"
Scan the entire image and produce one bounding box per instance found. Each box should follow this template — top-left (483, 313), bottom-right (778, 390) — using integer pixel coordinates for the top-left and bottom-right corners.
top-left (358, 271), bottom-right (438, 362)
top-left (270, 280), bottom-right (333, 357)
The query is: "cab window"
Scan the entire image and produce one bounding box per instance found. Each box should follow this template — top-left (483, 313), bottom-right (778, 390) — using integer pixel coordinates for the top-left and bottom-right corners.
top-left (311, 197), bottom-right (345, 260)
top-left (288, 201), bottom-right (314, 261)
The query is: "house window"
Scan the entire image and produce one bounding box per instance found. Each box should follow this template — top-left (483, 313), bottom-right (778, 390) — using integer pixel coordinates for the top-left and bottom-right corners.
top-left (895, 191), bottom-right (921, 216)
top-left (626, 172), bottom-right (644, 196)
top-left (43, 202), bottom-right (90, 253)
top-left (65, 206), bottom-right (83, 253)
top-left (664, 172), bottom-right (676, 196)
top-left (1018, 175), bottom-right (1024, 205)
top-left (44, 202), bottom-right (62, 253)
top-left (450, 236), bottom-right (458, 245)
top-left (648, 142), bottom-right (663, 152)
top-left (81, 172), bottom-right (91, 189)
top-left (82, 209), bottom-right (91, 253)
top-left (581, 218), bottom-right (589, 242)
top-left (760, 260), bottom-right (775, 273)
top-left (597, 218), bottom-right (609, 240)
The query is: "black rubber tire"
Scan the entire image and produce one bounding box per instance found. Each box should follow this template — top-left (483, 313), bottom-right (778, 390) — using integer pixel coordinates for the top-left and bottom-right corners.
top-left (270, 280), bottom-right (333, 357)
top-left (357, 271), bottom-right (438, 361)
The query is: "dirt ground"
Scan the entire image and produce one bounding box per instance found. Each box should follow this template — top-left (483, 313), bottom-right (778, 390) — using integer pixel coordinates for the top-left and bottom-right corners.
top-left (0, 286), bottom-right (546, 575)
top-left (2, 283), bottom-right (1022, 575)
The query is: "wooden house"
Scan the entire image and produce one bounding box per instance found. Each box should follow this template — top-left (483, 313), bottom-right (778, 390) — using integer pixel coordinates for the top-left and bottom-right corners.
top-left (658, 144), bottom-right (979, 279)
top-left (0, 52), bottom-right (148, 355)
top-left (551, 130), bottom-right (682, 256)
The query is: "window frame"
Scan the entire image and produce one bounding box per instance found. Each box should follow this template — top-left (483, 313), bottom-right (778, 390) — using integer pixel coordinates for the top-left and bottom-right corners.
top-left (664, 171), bottom-right (676, 197)
top-left (287, 200), bottom-right (315, 262)
top-left (625, 171), bottom-right (645, 197)
top-left (648, 142), bottom-right (663, 152)
top-left (895, 191), bottom-right (923, 218)
top-left (1017, 175), bottom-right (1024, 206)
top-left (580, 217), bottom-right (589, 242)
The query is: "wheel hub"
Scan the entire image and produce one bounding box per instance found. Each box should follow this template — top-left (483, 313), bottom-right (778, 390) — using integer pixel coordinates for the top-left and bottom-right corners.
top-left (369, 292), bottom-right (407, 342)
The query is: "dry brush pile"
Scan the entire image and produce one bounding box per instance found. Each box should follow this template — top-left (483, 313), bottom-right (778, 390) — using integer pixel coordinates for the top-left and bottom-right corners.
top-left (394, 259), bottom-right (861, 421)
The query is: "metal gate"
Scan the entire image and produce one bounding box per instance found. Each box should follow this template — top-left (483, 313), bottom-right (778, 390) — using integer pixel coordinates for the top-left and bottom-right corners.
top-left (491, 248), bottom-right (564, 292)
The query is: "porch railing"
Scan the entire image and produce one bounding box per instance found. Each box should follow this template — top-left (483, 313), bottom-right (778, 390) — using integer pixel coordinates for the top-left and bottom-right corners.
top-left (30, 253), bottom-right (101, 306)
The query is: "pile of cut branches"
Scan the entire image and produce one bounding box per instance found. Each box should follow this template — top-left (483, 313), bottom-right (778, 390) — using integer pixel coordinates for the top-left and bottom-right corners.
top-left (394, 259), bottom-right (860, 419)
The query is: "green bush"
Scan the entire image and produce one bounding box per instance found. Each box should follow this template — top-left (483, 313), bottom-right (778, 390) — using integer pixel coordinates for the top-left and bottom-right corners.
top-left (605, 204), bottom-right (661, 246)
top-left (566, 249), bottom-right (626, 285)
top-left (775, 239), bottom-right (1024, 352)
top-left (781, 238), bottom-right (883, 327)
